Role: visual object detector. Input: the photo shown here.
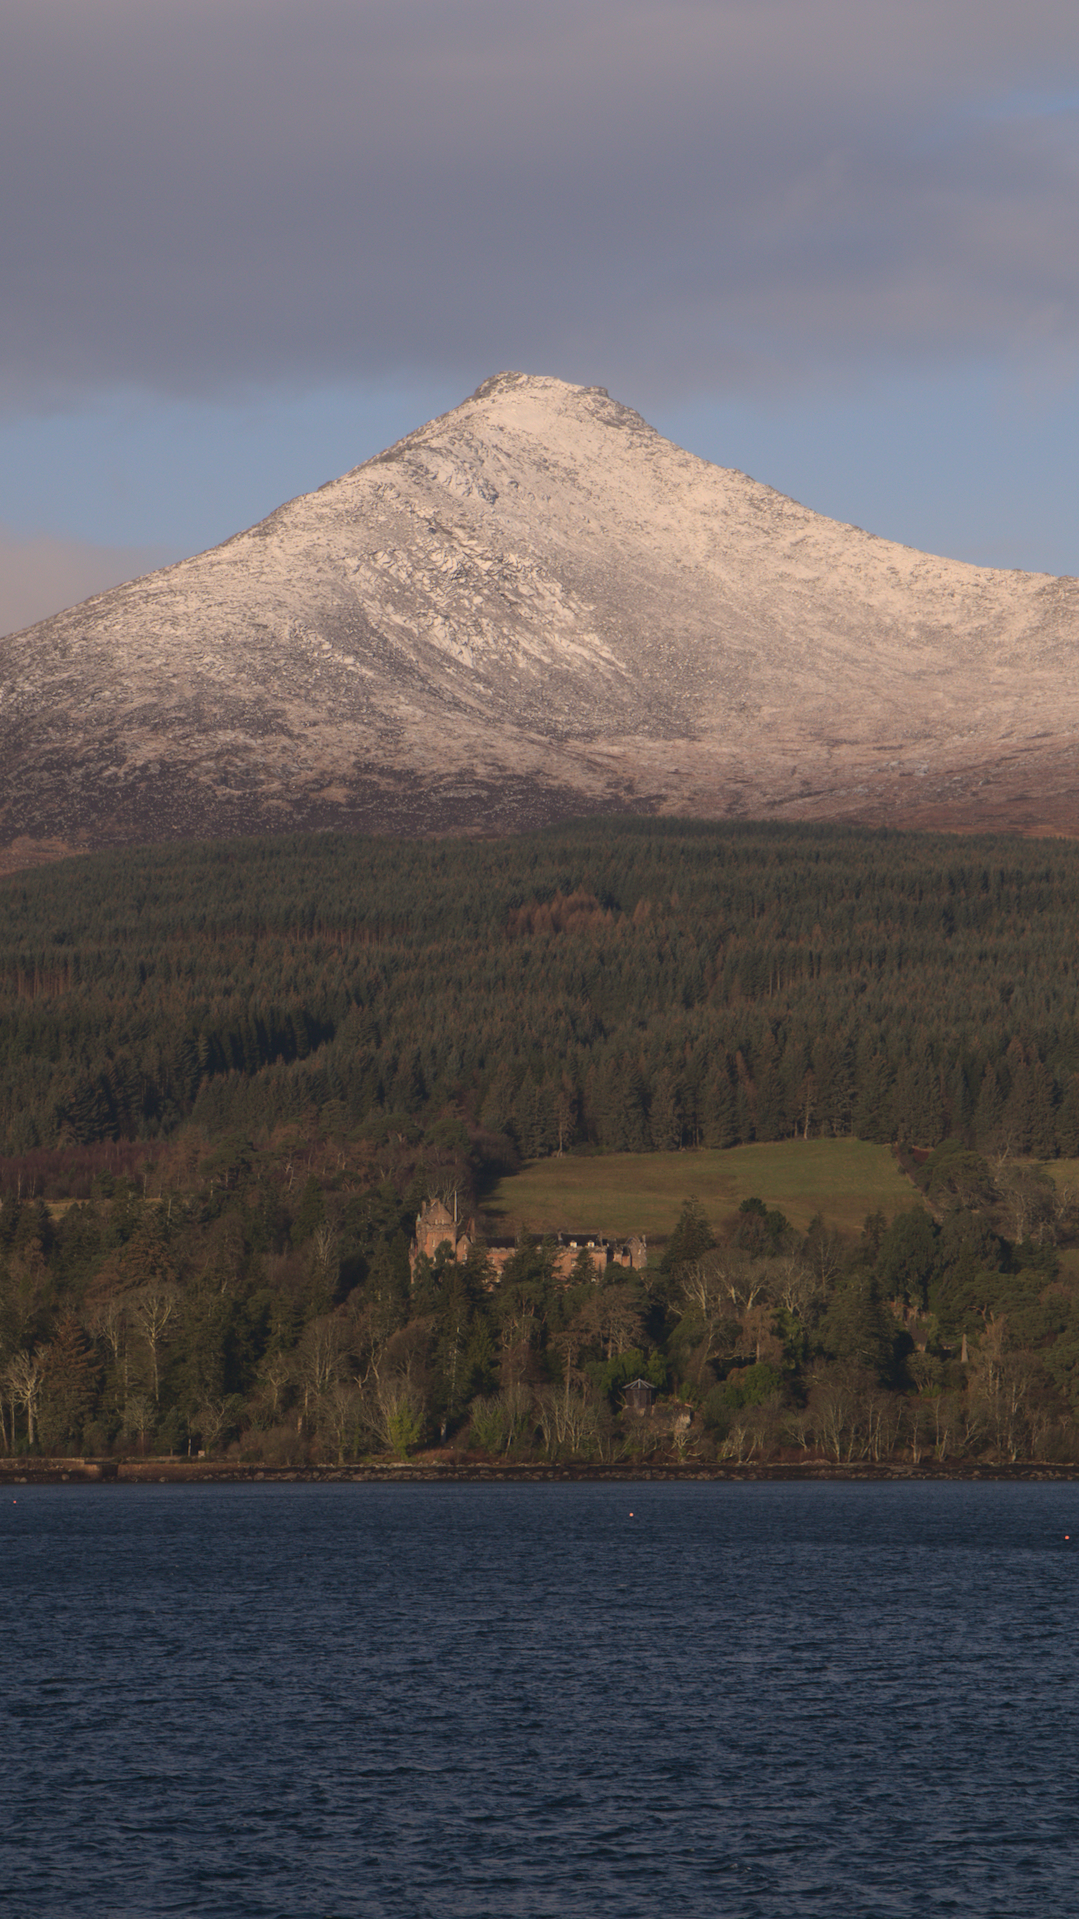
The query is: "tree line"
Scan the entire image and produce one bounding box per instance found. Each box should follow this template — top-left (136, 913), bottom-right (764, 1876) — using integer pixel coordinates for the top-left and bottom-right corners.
top-left (3, 1125), bottom-right (1079, 1466)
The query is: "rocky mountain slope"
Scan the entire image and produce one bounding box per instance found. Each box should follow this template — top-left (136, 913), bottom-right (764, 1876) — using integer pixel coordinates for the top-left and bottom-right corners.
top-left (3, 370), bottom-right (1079, 869)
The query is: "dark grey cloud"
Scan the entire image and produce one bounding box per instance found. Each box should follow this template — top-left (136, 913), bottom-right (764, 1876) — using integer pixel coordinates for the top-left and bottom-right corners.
top-left (3, 0), bottom-right (1079, 407)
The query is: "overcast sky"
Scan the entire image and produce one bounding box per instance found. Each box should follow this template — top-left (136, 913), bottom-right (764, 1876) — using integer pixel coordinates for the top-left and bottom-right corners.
top-left (3, 0), bottom-right (1079, 632)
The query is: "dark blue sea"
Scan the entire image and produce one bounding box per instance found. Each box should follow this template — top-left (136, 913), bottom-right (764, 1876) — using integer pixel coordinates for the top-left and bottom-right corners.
top-left (2, 1480), bottom-right (1077, 1917)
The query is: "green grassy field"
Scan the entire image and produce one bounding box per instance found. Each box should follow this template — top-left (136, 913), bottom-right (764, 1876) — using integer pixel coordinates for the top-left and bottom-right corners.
top-left (1046, 1160), bottom-right (1079, 1192)
top-left (486, 1139), bottom-right (921, 1241)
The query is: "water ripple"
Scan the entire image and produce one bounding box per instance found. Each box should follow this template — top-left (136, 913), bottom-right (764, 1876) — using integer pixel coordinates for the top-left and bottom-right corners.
top-left (2, 1481), bottom-right (1077, 1917)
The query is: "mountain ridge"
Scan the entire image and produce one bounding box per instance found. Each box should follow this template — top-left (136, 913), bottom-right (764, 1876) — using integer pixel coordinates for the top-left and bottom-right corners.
top-left (3, 369), bottom-right (1079, 872)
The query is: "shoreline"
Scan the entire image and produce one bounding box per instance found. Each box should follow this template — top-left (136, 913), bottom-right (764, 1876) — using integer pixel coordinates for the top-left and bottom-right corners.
top-left (3, 1458), bottom-right (1078, 1485)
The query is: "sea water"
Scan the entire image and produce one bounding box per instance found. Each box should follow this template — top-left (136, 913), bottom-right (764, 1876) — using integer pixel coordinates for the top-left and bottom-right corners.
top-left (3, 1480), bottom-right (1077, 1918)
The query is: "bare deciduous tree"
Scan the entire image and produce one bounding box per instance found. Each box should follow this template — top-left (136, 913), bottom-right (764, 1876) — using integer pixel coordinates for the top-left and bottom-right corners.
top-left (771, 1253), bottom-right (822, 1321)
top-left (570, 1284), bottom-right (643, 1361)
top-left (535, 1384), bottom-right (599, 1459)
top-left (715, 1250), bottom-right (773, 1317)
top-left (806, 1361), bottom-right (872, 1463)
top-left (311, 1220), bottom-right (337, 1278)
top-left (357, 1372), bottom-right (426, 1458)
top-left (717, 1402), bottom-right (781, 1464)
top-left (88, 1297), bottom-right (132, 1429)
top-left (130, 1286), bottom-right (179, 1406)
top-left (904, 1395), bottom-right (933, 1466)
top-left (498, 1305), bottom-right (539, 1388)
top-left (122, 1391), bottom-right (155, 1446)
top-left (3, 1348), bottom-right (47, 1449)
top-left (864, 1388), bottom-right (902, 1462)
top-left (967, 1318), bottom-right (1038, 1461)
top-left (254, 1349), bottom-right (294, 1423)
top-left (318, 1381), bottom-right (365, 1463)
top-left (196, 1395), bottom-right (243, 1456)
top-left (296, 1315), bottom-right (350, 1423)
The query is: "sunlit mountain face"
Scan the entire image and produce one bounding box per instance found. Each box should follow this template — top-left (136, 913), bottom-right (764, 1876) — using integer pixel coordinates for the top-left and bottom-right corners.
top-left (4, 370), bottom-right (1079, 870)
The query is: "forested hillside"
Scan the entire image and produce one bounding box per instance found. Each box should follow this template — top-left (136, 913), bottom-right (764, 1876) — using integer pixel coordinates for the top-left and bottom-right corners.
top-left (6, 819), bottom-right (1079, 1469)
top-left (3, 818), bottom-right (1079, 1162)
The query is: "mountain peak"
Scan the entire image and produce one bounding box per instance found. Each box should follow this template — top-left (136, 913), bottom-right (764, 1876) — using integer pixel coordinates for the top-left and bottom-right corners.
top-left (469, 369), bottom-right (541, 400)
top-left (3, 375), bottom-right (1079, 871)
top-left (468, 370), bottom-right (608, 403)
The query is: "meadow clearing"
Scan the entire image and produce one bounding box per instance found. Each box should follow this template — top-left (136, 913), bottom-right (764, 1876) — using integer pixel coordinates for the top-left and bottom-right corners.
top-left (486, 1138), bottom-right (920, 1242)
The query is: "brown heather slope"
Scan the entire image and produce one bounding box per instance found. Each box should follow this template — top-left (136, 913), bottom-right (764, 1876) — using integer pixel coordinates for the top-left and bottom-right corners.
top-left (3, 371), bottom-right (1079, 870)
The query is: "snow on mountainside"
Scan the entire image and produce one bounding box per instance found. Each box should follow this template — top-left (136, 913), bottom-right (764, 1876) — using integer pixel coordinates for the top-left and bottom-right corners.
top-left (3, 370), bottom-right (1079, 869)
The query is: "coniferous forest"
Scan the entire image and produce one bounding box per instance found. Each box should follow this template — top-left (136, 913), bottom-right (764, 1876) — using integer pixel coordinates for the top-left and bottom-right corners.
top-left (4, 817), bottom-right (1079, 1468)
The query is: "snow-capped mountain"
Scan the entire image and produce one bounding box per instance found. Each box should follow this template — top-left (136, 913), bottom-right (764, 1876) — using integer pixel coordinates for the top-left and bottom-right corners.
top-left (4, 370), bottom-right (1079, 867)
